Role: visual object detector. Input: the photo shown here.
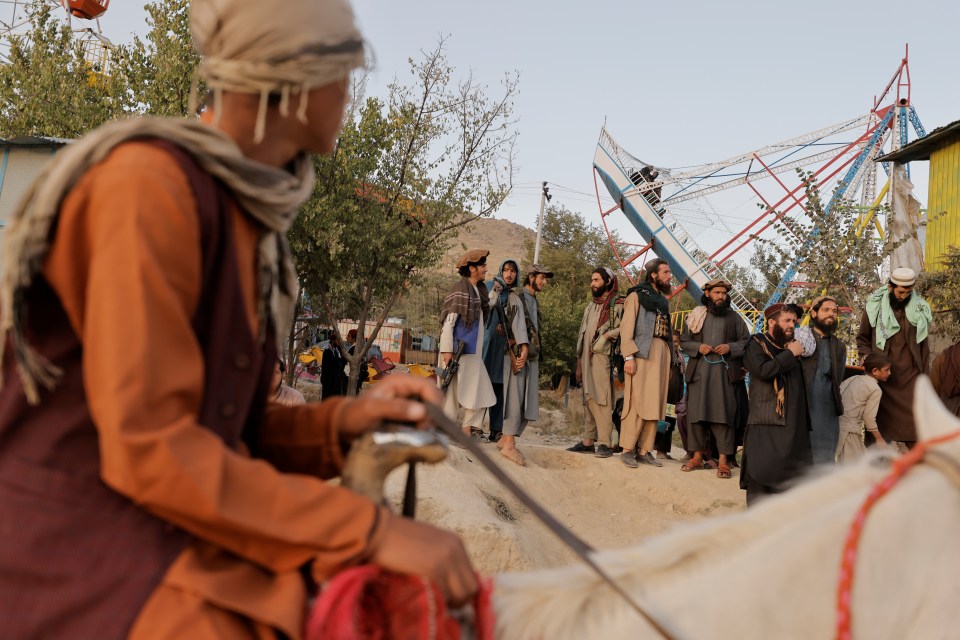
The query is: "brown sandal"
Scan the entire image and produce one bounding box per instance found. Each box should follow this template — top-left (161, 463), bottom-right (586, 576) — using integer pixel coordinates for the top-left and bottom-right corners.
top-left (717, 463), bottom-right (732, 479)
top-left (499, 447), bottom-right (526, 467)
top-left (681, 459), bottom-right (704, 472)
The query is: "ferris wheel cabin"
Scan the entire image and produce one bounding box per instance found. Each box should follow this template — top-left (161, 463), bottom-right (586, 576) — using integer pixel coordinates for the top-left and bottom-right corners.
top-left (63, 0), bottom-right (109, 20)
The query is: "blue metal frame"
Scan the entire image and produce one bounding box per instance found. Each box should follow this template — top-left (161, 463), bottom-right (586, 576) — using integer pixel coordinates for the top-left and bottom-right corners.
top-left (595, 153), bottom-right (707, 302)
top-left (908, 105), bottom-right (926, 138)
top-left (760, 108), bottom-right (897, 319)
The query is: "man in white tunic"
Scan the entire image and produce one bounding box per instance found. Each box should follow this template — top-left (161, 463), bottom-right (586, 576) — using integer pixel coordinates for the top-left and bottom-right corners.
top-left (439, 249), bottom-right (496, 436)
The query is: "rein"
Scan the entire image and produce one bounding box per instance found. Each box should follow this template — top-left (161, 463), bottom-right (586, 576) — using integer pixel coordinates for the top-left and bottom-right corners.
top-left (422, 403), bottom-right (683, 640)
top-left (835, 429), bottom-right (960, 640)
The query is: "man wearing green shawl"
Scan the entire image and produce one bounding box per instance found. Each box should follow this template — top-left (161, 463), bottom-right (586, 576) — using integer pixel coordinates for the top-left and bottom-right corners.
top-left (856, 267), bottom-right (932, 447)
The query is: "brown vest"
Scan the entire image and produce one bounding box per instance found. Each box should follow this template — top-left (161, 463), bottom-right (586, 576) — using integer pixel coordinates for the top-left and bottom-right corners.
top-left (0, 142), bottom-right (276, 638)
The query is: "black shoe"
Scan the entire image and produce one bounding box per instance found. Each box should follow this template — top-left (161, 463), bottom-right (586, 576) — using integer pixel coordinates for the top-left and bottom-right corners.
top-left (637, 451), bottom-right (663, 467)
top-left (595, 444), bottom-right (613, 458)
top-left (621, 451), bottom-right (639, 468)
top-left (613, 445), bottom-right (623, 454)
top-left (567, 441), bottom-right (595, 454)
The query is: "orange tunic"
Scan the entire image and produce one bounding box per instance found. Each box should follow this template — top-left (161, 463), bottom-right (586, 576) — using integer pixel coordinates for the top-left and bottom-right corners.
top-left (42, 142), bottom-right (390, 639)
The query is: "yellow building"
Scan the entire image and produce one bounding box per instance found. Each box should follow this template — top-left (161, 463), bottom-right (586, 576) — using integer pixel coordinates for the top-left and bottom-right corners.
top-left (881, 119), bottom-right (960, 270)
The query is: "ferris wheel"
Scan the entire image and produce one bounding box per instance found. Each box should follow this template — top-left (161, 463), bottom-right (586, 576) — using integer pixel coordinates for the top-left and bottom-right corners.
top-left (0, 0), bottom-right (113, 72)
top-left (593, 47), bottom-right (926, 321)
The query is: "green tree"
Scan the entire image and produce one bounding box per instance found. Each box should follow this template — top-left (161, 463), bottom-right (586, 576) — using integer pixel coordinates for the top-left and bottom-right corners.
top-left (289, 43), bottom-right (519, 393)
top-left (918, 246), bottom-right (960, 342)
top-left (753, 170), bottom-right (929, 345)
top-left (0, 3), bottom-right (127, 137)
top-left (526, 204), bottom-right (619, 384)
top-left (113, 0), bottom-right (201, 117)
top-left (748, 244), bottom-right (791, 304)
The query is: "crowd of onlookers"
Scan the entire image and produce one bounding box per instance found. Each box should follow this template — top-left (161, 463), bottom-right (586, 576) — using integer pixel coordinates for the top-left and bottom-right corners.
top-left (289, 249), bottom-right (960, 506)
top-left (428, 252), bottom-right (960, 506)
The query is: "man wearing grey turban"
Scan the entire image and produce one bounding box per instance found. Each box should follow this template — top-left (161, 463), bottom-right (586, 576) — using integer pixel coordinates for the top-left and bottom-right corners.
top-left (0, 0), bottom-right (477, 637)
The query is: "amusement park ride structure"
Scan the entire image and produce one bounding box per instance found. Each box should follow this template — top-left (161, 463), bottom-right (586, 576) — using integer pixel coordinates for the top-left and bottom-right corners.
top-left (593, 47), bottom-right (927, 326)
top-left (0, 0), bottom-right (112, 72)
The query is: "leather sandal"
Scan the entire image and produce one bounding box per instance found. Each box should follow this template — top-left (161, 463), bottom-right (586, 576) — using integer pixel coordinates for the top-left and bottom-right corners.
top-left (499, 447), bottom-right (526, 467)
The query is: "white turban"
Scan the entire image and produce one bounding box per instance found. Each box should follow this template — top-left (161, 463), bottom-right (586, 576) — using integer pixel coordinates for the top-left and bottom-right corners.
top-left (190, 0), bottom-right (366, 141)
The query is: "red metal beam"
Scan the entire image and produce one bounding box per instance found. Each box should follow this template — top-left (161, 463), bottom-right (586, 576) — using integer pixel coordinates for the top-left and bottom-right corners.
top-left (752, 153), bottom-right (806, 211)
top-left (601, 202), bottom-right (621, 218)
top-left (622, 242), bottom-right (654, 267)
top-left (714, 147), bottom-right (861, 266)
top-left (709, 121), bottom-right (878, 265)
top-left (666, 281), bottom-right (688, 301)
top-left (593, 167), bottom-right (636, 286)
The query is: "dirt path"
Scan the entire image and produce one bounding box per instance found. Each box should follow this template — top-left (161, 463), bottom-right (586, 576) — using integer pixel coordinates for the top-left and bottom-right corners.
top-left (383, 409), bottom-right (746, 574)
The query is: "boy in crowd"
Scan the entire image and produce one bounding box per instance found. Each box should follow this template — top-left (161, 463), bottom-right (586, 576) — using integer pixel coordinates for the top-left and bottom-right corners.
top-left (836, 352), bottom-right (892, 462)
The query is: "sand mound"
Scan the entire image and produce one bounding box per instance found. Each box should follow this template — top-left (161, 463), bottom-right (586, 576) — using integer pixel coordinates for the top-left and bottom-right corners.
top-left (383, 413), bottom-right (745, 574)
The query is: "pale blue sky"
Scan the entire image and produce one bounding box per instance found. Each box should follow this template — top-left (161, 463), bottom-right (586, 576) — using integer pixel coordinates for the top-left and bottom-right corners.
top-left (99, 0), bottom-right (958, 260)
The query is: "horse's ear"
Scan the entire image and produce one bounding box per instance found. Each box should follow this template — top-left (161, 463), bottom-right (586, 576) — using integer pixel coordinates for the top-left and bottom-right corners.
top-left (914, 375), bottom-right (960, 441)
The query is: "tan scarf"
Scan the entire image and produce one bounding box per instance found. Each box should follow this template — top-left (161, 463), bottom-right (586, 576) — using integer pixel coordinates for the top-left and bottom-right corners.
top-left (190, 0), bottom-right (365, 142)
top-left (685, 306), bottom-right (708, 334)
top-left (0, 117), bottom-right (314, 403)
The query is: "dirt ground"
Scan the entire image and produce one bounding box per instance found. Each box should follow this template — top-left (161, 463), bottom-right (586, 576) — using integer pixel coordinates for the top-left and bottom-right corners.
top-left (381, 402), bottom-right (746, 574)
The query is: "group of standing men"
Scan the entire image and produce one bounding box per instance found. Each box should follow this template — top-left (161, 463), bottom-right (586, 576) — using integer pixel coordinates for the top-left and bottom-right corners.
top-left (564, 259), bottom-right (936, 507)
top-left (741, 267), bottom-right (932, 504)
top-left (438, 249), bottom-right (551, 467)
top-left (568, 259), bottom-right (680, 468)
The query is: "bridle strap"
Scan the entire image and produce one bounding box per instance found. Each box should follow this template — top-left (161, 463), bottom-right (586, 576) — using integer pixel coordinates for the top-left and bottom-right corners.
top-left (423, 403), bottom-right (683, 640)
top-left (836, 430), bottom-right (960, 640)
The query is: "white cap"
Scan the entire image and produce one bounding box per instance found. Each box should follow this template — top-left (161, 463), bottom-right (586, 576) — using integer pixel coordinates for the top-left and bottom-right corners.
top-left (890, 267), bottom-right (917, 287)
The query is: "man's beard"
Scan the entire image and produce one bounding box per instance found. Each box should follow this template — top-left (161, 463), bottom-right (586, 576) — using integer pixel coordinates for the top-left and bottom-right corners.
top-left (706, 297), bottom-right (731, 316)
top-left (812, 316), bottom-right (837, 335)
top-left (889, 293), bottom-right (911, 311)
top-left (591, 285), bottom-right (605, 298)
top-left (770, 323), bottom-right (794, 346)
top-left (654, 277), bottom-right (671, 294)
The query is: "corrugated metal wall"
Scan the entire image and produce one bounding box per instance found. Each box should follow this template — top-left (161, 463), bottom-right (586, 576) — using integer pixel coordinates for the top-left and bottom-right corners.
top-left (0, 146), bottom-right (59, 258)
top-left (925, 139), bottom-right (960, 270)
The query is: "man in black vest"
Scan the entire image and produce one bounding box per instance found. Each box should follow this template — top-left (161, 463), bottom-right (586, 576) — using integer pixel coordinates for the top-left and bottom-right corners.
top-left (741, 304), bottom-right (813, 505)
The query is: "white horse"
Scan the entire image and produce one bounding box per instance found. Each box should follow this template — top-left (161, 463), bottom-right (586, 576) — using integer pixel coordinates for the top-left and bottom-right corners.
top-left (493, 377), bottom-right (960, 640)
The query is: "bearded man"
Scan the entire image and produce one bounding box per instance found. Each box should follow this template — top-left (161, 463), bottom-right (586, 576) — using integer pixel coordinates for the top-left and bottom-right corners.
top-left (741, 304), bottom-right (813, 505)
top-left (679, 279), bottom-right (750, 479)
top-left (439, 249), bottom-right (496, 438)
top-left (618, 258), bottom-right (674, 468)
top-left (482, 259), bottom-right (526, 444)
top-left (856, 267), bottom-right (932, 447)
top-left (568, 267), bottom-right (622, 458)
top-left (799, 296), bottom-right (848, 463)
top-left (0, 0), bottom-right (479, 636)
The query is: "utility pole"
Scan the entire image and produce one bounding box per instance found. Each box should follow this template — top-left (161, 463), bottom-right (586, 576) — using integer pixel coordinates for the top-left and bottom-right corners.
top-left (533, 181), bottom-right (551, 263)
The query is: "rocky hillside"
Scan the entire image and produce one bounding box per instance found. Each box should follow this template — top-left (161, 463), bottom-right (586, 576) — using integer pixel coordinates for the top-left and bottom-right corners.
top-left (439, 216), bottom-right (536, 275)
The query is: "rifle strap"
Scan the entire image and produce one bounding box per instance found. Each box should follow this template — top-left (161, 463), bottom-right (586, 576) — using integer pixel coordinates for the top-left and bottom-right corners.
top-left (423, 403), bottom-right (681, 639)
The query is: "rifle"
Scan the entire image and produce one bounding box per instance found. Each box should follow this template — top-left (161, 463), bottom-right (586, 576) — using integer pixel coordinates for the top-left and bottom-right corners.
top-left (495, 298), bottom-right (524, 375)
top-left (437, 341), bottom-right (467, 393)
